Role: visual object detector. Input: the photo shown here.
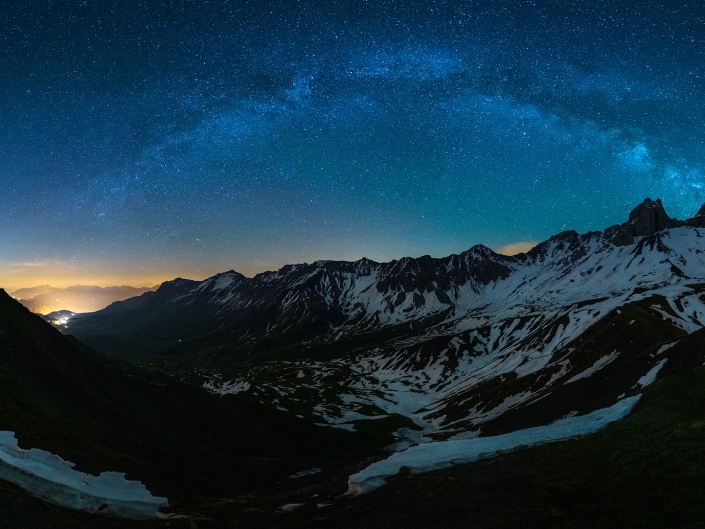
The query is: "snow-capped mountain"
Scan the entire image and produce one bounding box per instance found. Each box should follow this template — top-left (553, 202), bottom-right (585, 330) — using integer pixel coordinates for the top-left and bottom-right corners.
top-left (68, 198), bottom-right (705, 448)
top-left (68, 244), bottom-right (517, 353)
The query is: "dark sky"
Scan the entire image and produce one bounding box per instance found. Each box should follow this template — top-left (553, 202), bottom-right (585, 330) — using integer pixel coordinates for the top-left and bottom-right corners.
top-left (2, 0), bottom-right (704, 289)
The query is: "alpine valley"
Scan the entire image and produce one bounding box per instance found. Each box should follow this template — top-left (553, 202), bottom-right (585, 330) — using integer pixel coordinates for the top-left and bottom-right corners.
top-left (3, 198), bottom-right (705, 528)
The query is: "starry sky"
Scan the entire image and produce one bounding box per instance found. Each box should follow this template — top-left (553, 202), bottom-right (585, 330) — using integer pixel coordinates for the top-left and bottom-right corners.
top-left (2, 1), bottom-right (705, 290)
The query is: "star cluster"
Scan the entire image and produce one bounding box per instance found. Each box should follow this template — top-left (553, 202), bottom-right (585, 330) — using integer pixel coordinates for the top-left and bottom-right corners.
top-left (1, 1), bottom-right (704, 288)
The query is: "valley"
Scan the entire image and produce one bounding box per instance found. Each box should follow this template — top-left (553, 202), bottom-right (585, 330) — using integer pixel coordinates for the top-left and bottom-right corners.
top-left (3, 198), bottom-right (705, 527)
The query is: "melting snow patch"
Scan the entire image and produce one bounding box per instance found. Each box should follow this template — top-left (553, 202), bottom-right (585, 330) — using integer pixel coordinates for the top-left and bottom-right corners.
top-left (656, 342), bottom-right (678, 355)
top-left (0, 431), bottom-right (168, 519)
top-left (565, 351), bottom-right (619, 383)
top-left (346, 396), bottom-right (640, 496)
top-left (289, 468), bottom-right (321, 479)
top-left (203, 379), bottom-right (251, 395)
top-left (636, 359), bottom-right (668, 388)
top-left (325, 423), bottom-right (356, 431)
top-left (278, 503), bottom-right (306, 512)
top-left (213, 274), bottom-right (235, 290)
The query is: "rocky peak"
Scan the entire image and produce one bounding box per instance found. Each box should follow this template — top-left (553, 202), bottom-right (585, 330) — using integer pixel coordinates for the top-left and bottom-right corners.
top-left (353, 257), bottom-right (377, 276)
top-left (152, 277), bottom-right (201, 300)
top-left (625, 198), bottom-right (677, 236)
top-left (464, 244), bottom-right (496, 260)
top-left (605, 198), bottom-right (684, 246)
top-left (525, 230), bottom-right (589, 266)
top-left (159, 277), bottom-right (199, 290)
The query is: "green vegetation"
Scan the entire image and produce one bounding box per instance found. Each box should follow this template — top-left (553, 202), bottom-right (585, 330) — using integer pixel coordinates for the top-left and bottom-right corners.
top-left (3, 288), bottom-right (705, 528)
top-left (4, 362), bottom-right (705, 528)
top-left (170, 364), bottom-right (705, 528)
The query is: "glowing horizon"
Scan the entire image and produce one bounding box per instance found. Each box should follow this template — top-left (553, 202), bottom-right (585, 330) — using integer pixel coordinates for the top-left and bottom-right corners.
top-left (1, 237), bottom-right (543, 292)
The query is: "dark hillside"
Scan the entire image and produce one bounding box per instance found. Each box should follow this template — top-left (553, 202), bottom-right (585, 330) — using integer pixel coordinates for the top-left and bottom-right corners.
top-left (4, 360), bottom-right (705, 528)
top-left (0, 290), bottom-right (361, 501)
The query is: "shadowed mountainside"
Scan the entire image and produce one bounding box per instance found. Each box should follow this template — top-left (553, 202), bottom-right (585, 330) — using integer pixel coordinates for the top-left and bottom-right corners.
top-left (0, 290), bottom-right (368, 503)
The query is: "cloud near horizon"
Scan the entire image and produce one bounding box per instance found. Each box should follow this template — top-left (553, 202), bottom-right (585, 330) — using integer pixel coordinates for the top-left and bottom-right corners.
top-left (494, 241), bottom-right (540, 256)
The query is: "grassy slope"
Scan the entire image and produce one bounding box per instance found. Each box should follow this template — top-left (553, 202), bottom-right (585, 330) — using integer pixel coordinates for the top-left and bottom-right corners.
top-left (4, 362), bottom-right (705, 528)
top-left (175, 363), bottom-right (705, 528)
top-left (4, 288), bottom-right (705, 527)
top-left (0, 290), bottom-right (378, 502)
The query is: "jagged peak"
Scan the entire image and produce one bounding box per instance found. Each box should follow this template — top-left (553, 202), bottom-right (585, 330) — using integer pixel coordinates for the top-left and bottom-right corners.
top-left (633, 197), bottom-right (663, 210)
top-left (605, 197), bottom-right (685, 246)
top-left (354, 256), bottom-right (378, 267)
top-left (276, 263), bottom-right (310, 275)
top-left (626, 197), bottom-right (676, 236)
top-left (196, 270), bottom-right (247, 290)
top-left (154, 277), bottom-right (201, 296)
top-left (464, 244), bottom-right (497, 259)
top-left (525, 230), bottom-right (585, 263)
top-left (215, 269), bottom-right (244, 278)
top-left (161, 277), bottom-right (195, 287)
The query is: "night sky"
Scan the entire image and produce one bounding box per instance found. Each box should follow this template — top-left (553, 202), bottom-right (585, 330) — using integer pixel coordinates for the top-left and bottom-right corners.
top-left (2, 1), bottom-right (704, 289)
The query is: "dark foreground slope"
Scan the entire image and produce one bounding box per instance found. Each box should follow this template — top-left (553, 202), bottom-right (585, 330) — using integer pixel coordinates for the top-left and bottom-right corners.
top-left (0, 290), bottom-right (365, 503)
top-left (3, 349), bottom-right (705, 528)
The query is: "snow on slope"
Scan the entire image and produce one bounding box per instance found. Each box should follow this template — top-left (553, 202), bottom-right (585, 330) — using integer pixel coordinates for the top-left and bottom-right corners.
top-left (186, 226), bottom-right (705, 346)
top-left (637, 359), bottom-right (668, 387)
top-left (346, 395), bottom-right (641, 495)
top-left (200, 225), bottom-right (705, 444)
top-left (0, 431), bottom-right (168, 519)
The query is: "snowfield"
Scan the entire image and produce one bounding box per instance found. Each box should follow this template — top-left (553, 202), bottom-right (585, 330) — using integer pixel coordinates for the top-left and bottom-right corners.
top-left (0, 431), bottom-right (168, 519)
top-left (346, 395), bottom-right (642, 495)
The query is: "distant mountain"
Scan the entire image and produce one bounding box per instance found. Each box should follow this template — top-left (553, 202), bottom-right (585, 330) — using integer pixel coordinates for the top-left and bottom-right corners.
top-left (67, 198), bottom-right (705, 447)
top-left (9, 285), bottom-right (158, 314)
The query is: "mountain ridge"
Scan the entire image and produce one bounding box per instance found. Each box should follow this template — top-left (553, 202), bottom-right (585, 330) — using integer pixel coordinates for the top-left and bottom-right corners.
top-left (69, 197), bottom-right (702, 358)
top-left (64, 198), bottom-right (705, 449)
top-left (7, 198), bottom-right (705, 525)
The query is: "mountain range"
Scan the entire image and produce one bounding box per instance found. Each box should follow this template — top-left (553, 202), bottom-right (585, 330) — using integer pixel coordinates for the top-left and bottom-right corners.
top-left (67, 198), bottom-right (705, 442)
top-left (3, 197), bottom-right (705, 527)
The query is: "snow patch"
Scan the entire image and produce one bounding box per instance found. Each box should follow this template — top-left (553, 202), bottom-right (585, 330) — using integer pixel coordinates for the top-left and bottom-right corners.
top-left (203, 379), bottom-right (251, 395)
top-left (289, 468), bottom-right (321, 479)
top-left (565, 351), bottom-right (619, 383)
top-left (213, 274), bottom-right (235, 290)
top-left (346, 396), bottom-right (641, 496)
top-left (278, 503), bottom-right (306, 512)
top-left (656, 341), bottom-right (678, 355)
top-left (0, 431), bottom-right (168, 519)
top-left (637, 359), bottom-right (668, 388)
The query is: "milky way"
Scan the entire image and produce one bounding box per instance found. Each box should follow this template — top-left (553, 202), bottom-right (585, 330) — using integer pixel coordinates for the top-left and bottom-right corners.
top-left (1, 1), bottom-right (704, 288)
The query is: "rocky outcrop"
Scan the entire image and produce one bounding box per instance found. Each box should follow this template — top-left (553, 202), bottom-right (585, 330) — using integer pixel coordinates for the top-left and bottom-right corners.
top-left (606, 198), bottom-right (685, 246)
top-left (625, 198), bottom-right (682, 235)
